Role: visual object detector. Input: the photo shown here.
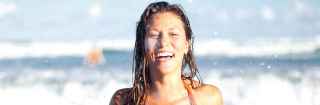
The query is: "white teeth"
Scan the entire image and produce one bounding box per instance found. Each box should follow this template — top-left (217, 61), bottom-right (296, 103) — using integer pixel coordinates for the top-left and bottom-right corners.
top-left (157, 52), bottom-right (173, 57)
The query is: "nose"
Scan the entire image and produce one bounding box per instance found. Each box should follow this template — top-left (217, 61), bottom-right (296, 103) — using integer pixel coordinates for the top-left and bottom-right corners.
top-left (158, 32), bottom-right (170, 48)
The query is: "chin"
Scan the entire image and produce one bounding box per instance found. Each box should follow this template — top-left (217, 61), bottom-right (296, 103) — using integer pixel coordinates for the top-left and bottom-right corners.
top-left (154, 65), bottom-right (178, 74)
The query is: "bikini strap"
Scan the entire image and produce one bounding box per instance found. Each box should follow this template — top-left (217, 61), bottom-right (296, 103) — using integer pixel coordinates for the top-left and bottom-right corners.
top-left (184, 83), bottom-right (197, 105)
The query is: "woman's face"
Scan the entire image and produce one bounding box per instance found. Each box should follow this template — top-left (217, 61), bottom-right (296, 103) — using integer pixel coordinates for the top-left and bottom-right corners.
top-left (145, 12), bottom-right (189, 75)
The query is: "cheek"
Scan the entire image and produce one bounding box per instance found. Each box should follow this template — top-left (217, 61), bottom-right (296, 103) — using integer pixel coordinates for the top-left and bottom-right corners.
top-left (173, 39), bottom-right (188, 54)
top-left (144, 38), bottom-right (157, 54)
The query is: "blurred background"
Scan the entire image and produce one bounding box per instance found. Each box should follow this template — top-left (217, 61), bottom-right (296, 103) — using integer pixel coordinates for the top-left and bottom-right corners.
top-left (0, 0), bottom-right (319, 105)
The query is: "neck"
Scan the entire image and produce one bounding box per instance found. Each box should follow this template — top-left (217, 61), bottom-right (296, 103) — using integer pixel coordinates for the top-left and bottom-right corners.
top-left (148, 68), bottom-right (187, 100)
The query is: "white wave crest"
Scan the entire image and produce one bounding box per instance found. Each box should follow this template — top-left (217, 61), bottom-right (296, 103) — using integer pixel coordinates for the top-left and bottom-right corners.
top-left (0, 40), bottom-right (133, 59)
top-left (0, 68), bottom-right (319, 105)
top-left (194, 38), bottom-right (320, 57)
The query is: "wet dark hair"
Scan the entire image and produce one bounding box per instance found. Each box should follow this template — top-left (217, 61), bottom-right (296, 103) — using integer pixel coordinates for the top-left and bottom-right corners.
top-left (130, 1), bottom-right (202, 105)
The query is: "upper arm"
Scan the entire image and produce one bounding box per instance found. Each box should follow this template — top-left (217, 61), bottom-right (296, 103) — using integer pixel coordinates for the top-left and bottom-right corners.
top-left (198, 84), bottom-right (223, 105)
top-left (109, 88), bottom-right (131, 105)
top-left (211, 86), bottom-right (223, 105)
top-left (207, 85), bottom-right (223, 105)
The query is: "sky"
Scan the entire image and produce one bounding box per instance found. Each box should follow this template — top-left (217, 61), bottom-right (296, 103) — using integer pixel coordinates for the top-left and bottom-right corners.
top-left (0, 0), bottom-right (320, 41)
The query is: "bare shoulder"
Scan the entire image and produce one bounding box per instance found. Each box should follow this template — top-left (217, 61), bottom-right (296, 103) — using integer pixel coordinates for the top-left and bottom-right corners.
top-left (194, 83), bottom-right (223, 105)
top-left (197, 84), bottom-right (221, 96)
top-left (109, 88), bottom-right (131, 105)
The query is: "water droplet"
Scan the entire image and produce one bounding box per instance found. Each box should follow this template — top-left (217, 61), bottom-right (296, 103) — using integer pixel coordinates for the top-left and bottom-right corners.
top-left (267, 65), bottom-right (272, 69)
top-left (213, 32), bottom-right (219, 36)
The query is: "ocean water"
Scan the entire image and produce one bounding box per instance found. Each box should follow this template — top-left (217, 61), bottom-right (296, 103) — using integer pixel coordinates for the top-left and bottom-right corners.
top-left (0, 39), bottom-right (319, 105)
top-left (1, 0), bottom-right (320, 104)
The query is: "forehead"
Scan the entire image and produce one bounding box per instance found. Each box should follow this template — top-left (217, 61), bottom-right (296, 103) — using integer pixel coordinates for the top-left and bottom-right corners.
top-left (147, 12), bottom-right (184, 30)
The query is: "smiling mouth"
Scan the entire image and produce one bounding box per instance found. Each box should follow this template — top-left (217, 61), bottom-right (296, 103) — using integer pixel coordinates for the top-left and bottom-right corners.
top-left (155, 52), bottom-right (174, 61)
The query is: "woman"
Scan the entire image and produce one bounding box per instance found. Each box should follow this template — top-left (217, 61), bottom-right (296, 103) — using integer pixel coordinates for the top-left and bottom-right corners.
top-left (110, 1), bottom-right (223, 105)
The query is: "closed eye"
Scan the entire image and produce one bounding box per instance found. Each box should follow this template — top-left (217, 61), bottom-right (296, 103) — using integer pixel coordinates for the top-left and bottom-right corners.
top-left (150, 34), bottom-right (159, 37)
top-left (170, 33), bottom-right (180, 38)
top-left (148, 31), bottom-right (160, 39)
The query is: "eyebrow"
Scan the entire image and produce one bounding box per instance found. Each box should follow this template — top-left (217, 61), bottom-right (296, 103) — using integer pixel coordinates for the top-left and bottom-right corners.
top-left (147, 26), bottom-right (183, 32)
top-left (168, 27), bottom-right (182, 32)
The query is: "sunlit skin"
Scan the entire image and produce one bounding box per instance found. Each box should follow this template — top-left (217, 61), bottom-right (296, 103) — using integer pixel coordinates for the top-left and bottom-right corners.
top-left (144, 12), bottom-right (190, 105)
top-left (145, 12), bottom-right (188, 84)
top-left (110, 12), bottom-right (223, 105)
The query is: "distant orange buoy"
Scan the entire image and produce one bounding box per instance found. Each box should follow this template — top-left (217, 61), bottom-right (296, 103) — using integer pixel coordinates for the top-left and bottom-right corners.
top-left (86, 48), bottom-right (104, 65)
